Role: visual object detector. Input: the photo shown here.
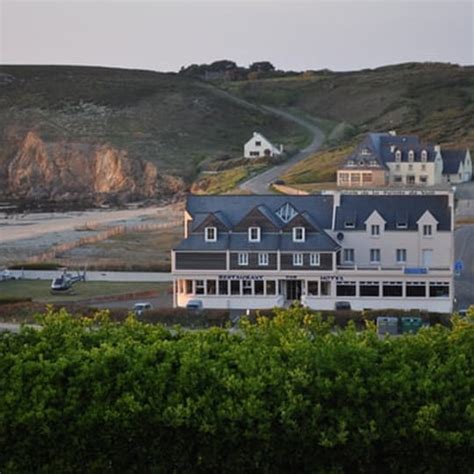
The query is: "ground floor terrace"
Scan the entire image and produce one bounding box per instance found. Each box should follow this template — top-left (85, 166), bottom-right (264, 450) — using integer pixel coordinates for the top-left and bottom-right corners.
top-left (173, 272), bottom-right (453, 313)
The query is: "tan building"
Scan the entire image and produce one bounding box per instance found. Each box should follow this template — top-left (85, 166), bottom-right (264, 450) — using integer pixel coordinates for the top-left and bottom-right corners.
top-left (337, 132), bottom-right (472, 188)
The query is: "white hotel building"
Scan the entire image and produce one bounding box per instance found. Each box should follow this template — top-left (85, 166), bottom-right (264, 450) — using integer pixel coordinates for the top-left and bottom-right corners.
top-left (172, 191), bottom-right (454, 313)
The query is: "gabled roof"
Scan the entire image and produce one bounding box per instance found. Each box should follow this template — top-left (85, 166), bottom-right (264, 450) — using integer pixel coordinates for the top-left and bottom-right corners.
top-left (334, 195), bottom-right (451, 231)
top-left (191, 211), bottom-right (232, 232)
top-left (186, 195), bottom-right (334, 229)
top-left (441, 149), bottom-right (467, 175)
top-left (245, 131), bottom-right (277, 149)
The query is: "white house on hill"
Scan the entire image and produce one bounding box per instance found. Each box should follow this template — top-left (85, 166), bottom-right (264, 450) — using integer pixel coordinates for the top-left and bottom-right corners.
top-left (244, 132), bottom-right (283, 159)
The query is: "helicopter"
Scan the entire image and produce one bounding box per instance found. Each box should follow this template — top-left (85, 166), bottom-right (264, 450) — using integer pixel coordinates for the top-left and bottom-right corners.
top-left (50, 269), bottom-right (86, 294)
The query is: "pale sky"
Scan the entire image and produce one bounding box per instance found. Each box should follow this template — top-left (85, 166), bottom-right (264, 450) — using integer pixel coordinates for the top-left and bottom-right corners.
top-left (0, 0), bottom-right (472, 72)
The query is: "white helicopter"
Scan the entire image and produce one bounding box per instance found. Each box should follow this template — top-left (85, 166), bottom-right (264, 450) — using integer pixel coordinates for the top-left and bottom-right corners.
top-left (50, 269), bottom-right (86, 294)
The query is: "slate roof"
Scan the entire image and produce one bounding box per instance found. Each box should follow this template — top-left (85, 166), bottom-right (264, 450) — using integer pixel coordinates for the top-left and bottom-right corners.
top-left (334, 195), bottom-right (451, 231)
top-left (186, 195), bottom-right (334, 229)
top-left (174, 234), bottom-right (229, 251)
top-left (342, 132), bottom-right (439, 169)
top-left (441, 149), bottom-right (467, 175)
top-left (280, 233), bottom-right (339, 251)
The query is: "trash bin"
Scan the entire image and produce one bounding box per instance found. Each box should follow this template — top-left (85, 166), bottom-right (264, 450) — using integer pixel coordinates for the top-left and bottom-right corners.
top-left (376, 316), bottom-right (399, 336)
top-left (400, 317), bottom-right (423, 334)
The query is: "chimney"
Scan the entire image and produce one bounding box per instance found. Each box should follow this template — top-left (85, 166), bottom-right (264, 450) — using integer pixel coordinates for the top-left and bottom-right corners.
top-left (434, 145), bottom-right (441, 153)
top-left (253, 131), bottom-right (258, 137)
top-left (389, 130), bottom-right (397, 136)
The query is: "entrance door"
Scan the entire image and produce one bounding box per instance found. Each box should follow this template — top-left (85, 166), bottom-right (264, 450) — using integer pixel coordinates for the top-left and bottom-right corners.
top-left (286, 280), bottom-right (302, 301)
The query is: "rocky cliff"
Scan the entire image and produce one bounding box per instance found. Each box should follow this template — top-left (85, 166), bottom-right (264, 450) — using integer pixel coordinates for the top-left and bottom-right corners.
top-left (5, 131), bottom-right (184, 204)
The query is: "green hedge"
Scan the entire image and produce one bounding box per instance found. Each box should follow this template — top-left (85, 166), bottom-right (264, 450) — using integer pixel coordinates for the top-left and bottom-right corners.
top-left (0, 307), bottom-right (473, 473)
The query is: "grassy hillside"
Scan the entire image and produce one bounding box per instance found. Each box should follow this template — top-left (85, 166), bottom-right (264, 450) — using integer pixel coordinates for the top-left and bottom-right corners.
top-left (0, 66), bottom-right (306, 184)
top-left (221, 62), bottom-right (474, 185)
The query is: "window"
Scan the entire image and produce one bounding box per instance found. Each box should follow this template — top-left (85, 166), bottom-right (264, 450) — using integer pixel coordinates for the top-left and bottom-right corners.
top-left (255, 280), bottom-right (264, 295)
top-left (421, 150), bottom-right (428, 162)
top-left (230, 280), bottom-right (240, 295)
top-left (407, 176), bottom-right (415, 185)
top-left (343, 249), bottom-right (355, 263)
top-left (371, 224), bottom-right (380, 236)
top-left (266, 280), bottom-right (276, 295)
top-left (195, 280), bottom-right (205, 295)
top-left (394, 175), bottom-right (402, 183)
top-left (421, 164), bottom-right (426, 171)
top-left (370, 248), bottom-right (381, 264)
top-left (429, 282), bottom-right (449, 298)
top-left (307, 281), bottom-right (319, 295)
top-left (185, 280), bottom-right (193, 294)
top-left (395, 164), bottom-right (401, 171)
top-left (276, 203), bottom-right (298, 223)
top-left (361, 147), bottom-right (371, 155)
top-left (347, 160), bottom-right (355, 167)
top-left (336, 282), bottom-right (356, 296)
top-left (420, 176), bottom-right (427, 183)
top-left (362, 173), bottom-right (373, 183)
top-left (396, 221), bottom-right (407, 229)
top-left (248, 226), bottom-right (261, 242)
top-left (360, 281), bottom-right (380, 297)
top-left (344, 220), bottom-right (355, 229)
top-left (395, 150), bottom-right (402, 162)
top-left (396, 249), bottom-right (407, 263)
top-left (242, 280), bottom-right (252, 295)
top-left (293, 253), bottom-right (304, 266)
top-left (218, 280), bottom-right (229, 295)
top-left (382, 281), bottom-right (403, 297)
top-left (293, 227), bottom-right (305, 242)
top-left (369, 160), bottom-right (378, 167)
top-left (255, 141), bottom-right (261, 146)
top-left (321, 281), bottom-right (331, 296)
top-left (406, 282), bottom-right (426, 297)
top-left (351, 173), bottom-right (361, 183)
top-left (310, 253), bottom-right (320, 266)
top-left (339, 173), bottom-right (349, 183)
top-left (206, 280), bottom-right (216, 295)
top-left (408, 164), bottom-right (413, 171)
top-left (238, 252), bottom-right (249, 266)
top-left (258, 252), bottom-right (269, 266)
top-left (423, 225), bottom-right (432, 236)
top-left (408, 150), bottom-right (415, 162)
top-left (205, 227), bottom-right (217, 242)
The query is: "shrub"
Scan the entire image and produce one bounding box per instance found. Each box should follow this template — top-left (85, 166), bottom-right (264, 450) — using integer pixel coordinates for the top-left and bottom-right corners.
top-left (0, 306), bottom-right (472, 473)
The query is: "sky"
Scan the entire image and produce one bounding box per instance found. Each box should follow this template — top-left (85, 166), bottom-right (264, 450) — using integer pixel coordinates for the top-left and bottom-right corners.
top-left (0, 0), bottom-right (472, 72)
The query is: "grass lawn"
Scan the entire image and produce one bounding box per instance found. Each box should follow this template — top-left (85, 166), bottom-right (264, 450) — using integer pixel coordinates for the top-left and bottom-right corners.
top-left (0, 280), bottom-right (170, 304)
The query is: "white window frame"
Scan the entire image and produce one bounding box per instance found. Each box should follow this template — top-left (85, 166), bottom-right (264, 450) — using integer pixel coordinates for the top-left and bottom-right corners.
top-left (395, 150), bottom-right (402, 162)
top-left (343, 249), bottom-right (355, 263)
top-left (205, 227), bottom-right (217, 242)
top-left (408, 150), bottom-right (415, 162)
top-left (293, 227), bottom-right (305, 242)
top-left (371, 224), bottom-right (380, 237)
top-left (238, 252), bottom-right (249, 266)
top-left (293, 253), bottom-right (304, 266)
top-left (423, 224), bottom-right (433, 237)
top-left (421, 150), bottom-right (428, 162)
top-left (396, 248), bottom-right (407, 264)
top-left (309, 252), bottom-right (320, 266)
top-left (248, 226), bottom-right (261, 242)
top-left (370, 248), bottom-right (381, 264)
top-left (258, 252), bottom-right (269, 266)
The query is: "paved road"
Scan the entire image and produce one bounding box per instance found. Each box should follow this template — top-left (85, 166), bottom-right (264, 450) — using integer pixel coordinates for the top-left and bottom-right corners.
top-left (6, 269), bottom-right (172, 282)
top-left (454, 224), bottom-right (474, 310)
top-left (204, 84), bottom-right (325, 195)
top-left (239, 106), bottom-right (325, 194)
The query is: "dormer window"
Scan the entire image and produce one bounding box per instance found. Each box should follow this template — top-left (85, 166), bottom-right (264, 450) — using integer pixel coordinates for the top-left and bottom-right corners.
top-left (359, 160), bottom-right (365, 166)
top-left (248, 227), bottom-right (261, 242)
top-left (276, 203), bottom-right (298, 223)
top-left (205, 227), bottom-right (217, 242)
top-left (361, 147), bottom-right (370, 155)
top-left (255, 141), bottom-right (261, 147)
top-left (370, 160), bottom-right (378, 167)
top-left (344, 220), bottom-right (355, 229)
top-left (293, 227), bottom-right (305, 242)
top-left (408, 150), bottom-right (415, 162)
top-left (371, 224), bottom-right (380, 236)
top-left (395, 150), bottom-right (402, 162)
top-left (396, 221), bottom-right (408, 229)
top-left (423, 225), bottom-right (433, 237)
top-left (347, 160), bottom-right (355, 167)
top-left (421, 150), bottom-right (428, 162)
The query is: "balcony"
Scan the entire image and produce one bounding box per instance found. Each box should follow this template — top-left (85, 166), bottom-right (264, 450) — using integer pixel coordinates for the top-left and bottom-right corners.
top-left (337, 264), bottom-right (451, 274)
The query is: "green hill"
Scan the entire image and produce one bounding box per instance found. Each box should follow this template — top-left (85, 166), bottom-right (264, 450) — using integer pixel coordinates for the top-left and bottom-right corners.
top-left (220, 62), bottom-right (474, 185)
top-left (0, 65), bottom-right (305, 204)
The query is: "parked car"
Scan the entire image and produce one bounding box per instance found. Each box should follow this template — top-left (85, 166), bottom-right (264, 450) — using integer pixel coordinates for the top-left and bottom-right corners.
top-left (273, 179), bottom-right (286, 185)
top-left (186, 299), bottom-right (203, 312)
top-left (133, 302), bottom-right (153, 316)
top-left (335, 301), bottom-right (351, 311)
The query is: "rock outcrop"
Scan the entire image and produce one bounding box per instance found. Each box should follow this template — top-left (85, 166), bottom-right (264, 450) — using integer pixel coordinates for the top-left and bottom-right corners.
top-left (5, 132), bottom-right (184, 203)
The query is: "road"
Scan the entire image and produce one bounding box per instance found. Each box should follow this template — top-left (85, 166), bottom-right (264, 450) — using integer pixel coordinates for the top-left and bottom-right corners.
top-left (454, 224), bottom-right (474, 310)
top-left (204, 84), bottom-right (325, 195)
top-left (239, 106), bottom-right (325, 194)
top-left (6, 269), bottom-right (172, 282)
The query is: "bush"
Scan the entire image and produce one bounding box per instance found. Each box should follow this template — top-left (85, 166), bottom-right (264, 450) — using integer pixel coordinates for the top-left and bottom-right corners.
top-left (0, 306), bottom-right (472, 473)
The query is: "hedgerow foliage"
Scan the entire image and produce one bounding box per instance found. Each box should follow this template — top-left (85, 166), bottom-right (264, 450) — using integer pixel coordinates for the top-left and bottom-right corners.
top-left (0, 307), bottom-right (473, 473)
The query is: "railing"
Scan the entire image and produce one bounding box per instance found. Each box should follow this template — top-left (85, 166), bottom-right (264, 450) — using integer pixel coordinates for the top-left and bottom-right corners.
top-left (337, 265), bottom-right (451, 272)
